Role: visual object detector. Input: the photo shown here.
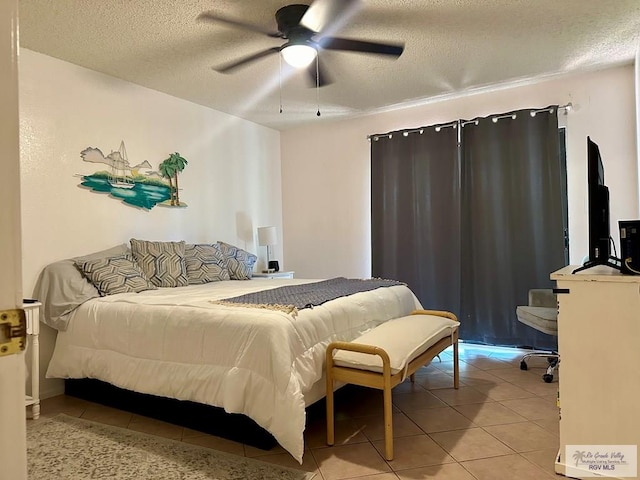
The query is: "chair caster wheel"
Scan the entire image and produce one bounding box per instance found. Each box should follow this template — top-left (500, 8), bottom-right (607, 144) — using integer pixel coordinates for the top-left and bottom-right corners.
top-left (520, 360), bottom-right (528, 371)
top-left (543, 374), bottom-right (553, 383)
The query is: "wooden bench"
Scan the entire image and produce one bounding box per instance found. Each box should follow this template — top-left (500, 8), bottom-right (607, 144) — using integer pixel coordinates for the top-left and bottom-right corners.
top-left (325, 309), bottom-right (460, 461)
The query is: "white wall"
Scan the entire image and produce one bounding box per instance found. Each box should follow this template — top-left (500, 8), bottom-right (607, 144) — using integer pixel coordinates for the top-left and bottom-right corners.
top-left (281, 65), bottom-right (639, 279)
top-left (637, 43), bottom-right (640, 208)
top-left (19, 49), bottom-right (283, 398)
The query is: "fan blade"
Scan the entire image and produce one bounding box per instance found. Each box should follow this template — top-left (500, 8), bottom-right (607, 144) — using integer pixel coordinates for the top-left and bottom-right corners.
top-left (214, 47), bottom-right (281, 73)
top-left (300, 0), bottom-right (361, 33)
top-left (319, 37), bottom-right (404, 57)
top-left (197, 11), bottom-right (282, 38)
top-left (305, 57), bottom-right (333, 87)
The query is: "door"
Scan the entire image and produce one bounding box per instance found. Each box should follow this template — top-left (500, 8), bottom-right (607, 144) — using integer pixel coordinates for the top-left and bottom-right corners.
top-left (0, 0), bottom-right (27, 477)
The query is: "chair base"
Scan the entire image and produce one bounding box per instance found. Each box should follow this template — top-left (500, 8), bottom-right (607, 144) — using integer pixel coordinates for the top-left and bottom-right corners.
top-left (520, 351), bottom-right (559, 383)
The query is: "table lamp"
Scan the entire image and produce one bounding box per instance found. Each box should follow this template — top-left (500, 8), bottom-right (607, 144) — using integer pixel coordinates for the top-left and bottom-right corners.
top-left (257, 226), bottom-right (279, 272)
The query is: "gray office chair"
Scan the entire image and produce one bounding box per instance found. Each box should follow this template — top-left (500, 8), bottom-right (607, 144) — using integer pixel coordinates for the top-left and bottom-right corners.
top-left (516, 288), bottom-right (559, 383)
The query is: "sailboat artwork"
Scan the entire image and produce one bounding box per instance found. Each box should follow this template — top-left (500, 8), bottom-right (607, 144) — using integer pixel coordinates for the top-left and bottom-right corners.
top-left (77, 141), bottom-right (188, 210)
top-left (107, 141), bottom-right (135, 189)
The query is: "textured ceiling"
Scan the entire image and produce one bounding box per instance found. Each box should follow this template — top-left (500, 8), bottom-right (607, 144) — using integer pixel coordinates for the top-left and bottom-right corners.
top-left (18, 0), bottom-right (640, 130)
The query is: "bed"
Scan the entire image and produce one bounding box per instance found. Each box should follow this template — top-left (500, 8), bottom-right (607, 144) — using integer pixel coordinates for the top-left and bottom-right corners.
top-left (38, 243), bottom-right (421, 463)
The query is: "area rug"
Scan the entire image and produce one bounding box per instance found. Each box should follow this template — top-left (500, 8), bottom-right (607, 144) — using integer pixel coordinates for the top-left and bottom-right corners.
top-left (27, 415), bottom-right (315, 480)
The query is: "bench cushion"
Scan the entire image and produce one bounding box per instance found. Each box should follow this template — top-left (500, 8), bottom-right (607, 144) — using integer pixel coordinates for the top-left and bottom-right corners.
top-left (333, 314), bottom-right (460, 375)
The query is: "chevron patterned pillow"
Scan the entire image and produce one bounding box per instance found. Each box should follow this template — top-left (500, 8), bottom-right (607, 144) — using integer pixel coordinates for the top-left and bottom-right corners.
top-left (75, 254), bottom-right (157, 296)
top-left (130, 239), bottom-right (189, 288)
top-left (184, 244), bottom-right (231, 284)
top-left (215, 242), bottom-right (258, 280)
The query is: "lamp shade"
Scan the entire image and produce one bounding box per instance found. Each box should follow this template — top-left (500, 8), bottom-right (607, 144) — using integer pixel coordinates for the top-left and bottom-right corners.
top-left (281, 44), bottom-right (317, 68)
top-left (257, 226), bottom-right (277, 246)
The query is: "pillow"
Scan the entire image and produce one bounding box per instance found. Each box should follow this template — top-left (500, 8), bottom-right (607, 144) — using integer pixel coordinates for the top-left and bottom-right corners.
top-left (215, 241), bottom-right (258, 280)
top-left (75, 254), bottom-right (157, 296)
top-left (32, 244), bottom-right (130, 331)
top-left (130, 239), bottom-right (189, 287)
top-left (73, 244), bottom-right (131, 264)
top-left (184, 244), bottom-right (231, 284)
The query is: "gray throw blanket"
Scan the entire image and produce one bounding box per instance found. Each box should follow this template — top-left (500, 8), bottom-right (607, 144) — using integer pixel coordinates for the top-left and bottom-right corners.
top-left (211, 277), bottom-right (404, 316)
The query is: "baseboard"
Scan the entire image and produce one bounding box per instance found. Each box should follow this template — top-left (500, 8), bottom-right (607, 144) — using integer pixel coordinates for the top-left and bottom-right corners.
top-left (40, 383), bottom-right (65, 400)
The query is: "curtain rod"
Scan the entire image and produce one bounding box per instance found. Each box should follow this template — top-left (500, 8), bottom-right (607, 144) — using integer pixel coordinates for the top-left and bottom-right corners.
top-left (461, 103), bottom-right (572, 127)
top-left (369, 121), bottom-right (458, 141)
top-left (367, 103), bottom-right (573, 140)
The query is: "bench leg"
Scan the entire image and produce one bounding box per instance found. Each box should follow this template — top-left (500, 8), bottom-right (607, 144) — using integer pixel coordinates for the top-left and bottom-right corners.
top-left (326, 370), bottom-right (335, 446)
top-left (383, 381), bottom-right (393, 460)
top-left (453, 338), bottom-right (459, 389)
top-left (409, 373), bottom-right (415, 383)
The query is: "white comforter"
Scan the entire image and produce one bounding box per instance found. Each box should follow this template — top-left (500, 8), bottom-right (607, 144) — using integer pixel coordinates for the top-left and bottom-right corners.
top-left (47, 278), bottom-right (421, 462)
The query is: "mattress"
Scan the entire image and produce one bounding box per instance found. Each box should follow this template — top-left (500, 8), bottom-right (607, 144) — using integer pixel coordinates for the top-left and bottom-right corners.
top-left (46, 278), bottom-right (421, 462)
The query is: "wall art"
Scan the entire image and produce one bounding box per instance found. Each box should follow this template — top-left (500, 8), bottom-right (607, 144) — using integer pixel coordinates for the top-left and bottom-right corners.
top-left (77, 141), bottom-right (188, 210)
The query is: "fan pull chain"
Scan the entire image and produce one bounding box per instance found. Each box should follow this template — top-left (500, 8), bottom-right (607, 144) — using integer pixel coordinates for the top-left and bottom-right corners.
top-left (316, 53), bottom-right (321, 117)
top-left (279, 53), bottom-right (283, 113)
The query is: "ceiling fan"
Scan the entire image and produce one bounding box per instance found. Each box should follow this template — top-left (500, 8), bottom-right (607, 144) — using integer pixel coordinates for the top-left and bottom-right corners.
top-left (197, 0), bottom-right (404, 87)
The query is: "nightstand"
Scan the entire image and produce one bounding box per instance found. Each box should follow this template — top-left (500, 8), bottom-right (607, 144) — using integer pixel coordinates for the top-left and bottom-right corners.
top-left (252, 271), bottom-right (295, 279)
top-left (23, 300), bottom-right (41, 419)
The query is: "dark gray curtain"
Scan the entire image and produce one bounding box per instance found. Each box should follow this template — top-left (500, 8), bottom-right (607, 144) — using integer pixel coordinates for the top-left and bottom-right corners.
top-left (371, 107), bottom-right (566, 350)
top-left (371, 126), bottom-right (461, 314)
top-left (460, 109), bottom-right (565, 349)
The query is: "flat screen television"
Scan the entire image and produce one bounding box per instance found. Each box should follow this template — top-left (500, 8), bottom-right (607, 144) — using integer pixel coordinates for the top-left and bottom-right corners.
top-left (573, 136), bottom-right (620, 273)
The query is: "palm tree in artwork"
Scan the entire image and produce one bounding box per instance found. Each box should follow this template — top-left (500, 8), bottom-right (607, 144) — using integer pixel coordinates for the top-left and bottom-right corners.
top-left (158, 158), bottom-right (177, 206)
top-left (167, 152), bottom-right (188, 206)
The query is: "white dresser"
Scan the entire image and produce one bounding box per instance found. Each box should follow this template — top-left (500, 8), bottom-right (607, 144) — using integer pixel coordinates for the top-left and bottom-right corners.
top-left (551, 265), bottom-right (640, 479)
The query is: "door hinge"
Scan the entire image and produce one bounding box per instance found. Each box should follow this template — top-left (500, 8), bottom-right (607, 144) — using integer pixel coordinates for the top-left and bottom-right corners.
top-left (0, 308), bottom-right (26, 357)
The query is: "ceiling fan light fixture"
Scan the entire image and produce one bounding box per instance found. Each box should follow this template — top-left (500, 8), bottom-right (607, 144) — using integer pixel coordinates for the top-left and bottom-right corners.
top-left (281, 44), bottom-right (317, 68)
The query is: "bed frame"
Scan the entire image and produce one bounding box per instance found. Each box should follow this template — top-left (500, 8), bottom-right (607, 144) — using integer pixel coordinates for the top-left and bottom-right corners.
top-left (65, 378), bottom-right (332, 450)
top-left (65, 379), bottom-right (279, 449)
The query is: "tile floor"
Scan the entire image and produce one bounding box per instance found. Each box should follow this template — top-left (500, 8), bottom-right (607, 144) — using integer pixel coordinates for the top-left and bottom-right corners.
top-left (31, 344), bottom-right (561, 479)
